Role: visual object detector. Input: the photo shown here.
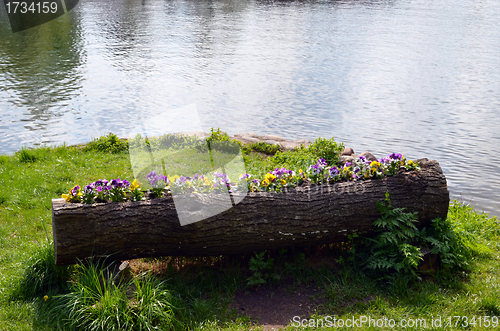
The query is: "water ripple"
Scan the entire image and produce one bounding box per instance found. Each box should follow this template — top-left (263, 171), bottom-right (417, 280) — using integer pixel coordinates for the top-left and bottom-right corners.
top-left (1, 0), bottom-right (500, 216)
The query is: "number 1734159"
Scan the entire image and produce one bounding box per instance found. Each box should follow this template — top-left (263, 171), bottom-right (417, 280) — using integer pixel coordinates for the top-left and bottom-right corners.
top-left (5, 1), bottom-right (58, 14)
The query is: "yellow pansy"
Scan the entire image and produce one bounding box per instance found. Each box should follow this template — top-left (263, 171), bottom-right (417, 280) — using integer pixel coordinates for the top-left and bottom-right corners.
top-left (169, 175), bottom-right (180, 182)
top-left (130, 179), bottom-right (141, 191)
top-left (265, 173), bottom-right (276, 182)
top-left (262, 179), bottom-right (270, 187)
top-left (370, 161), bottom-right (381, 168)
top-left (62, 185), bottom-right (82, 202)
top-left (281, 179), bottom-right (286, 185)
top-left (62, 193), bottom-right (71, 202)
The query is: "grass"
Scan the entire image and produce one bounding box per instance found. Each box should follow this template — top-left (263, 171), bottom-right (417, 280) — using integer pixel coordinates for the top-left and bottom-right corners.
top-left (0, 133), bottom-right (499, 330)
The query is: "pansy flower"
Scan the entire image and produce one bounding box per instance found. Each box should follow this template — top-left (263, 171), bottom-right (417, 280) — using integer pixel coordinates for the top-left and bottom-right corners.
top-left (130, 179), bottom-right (141, 191)
top-left (240, 173), bottom-right (251, 181)
top-left (389, 153), bottom-right (403, 160)
top-left (265, 173), bottom-right (277, 182)
top-left (62, 185), bottom-right (82, 203)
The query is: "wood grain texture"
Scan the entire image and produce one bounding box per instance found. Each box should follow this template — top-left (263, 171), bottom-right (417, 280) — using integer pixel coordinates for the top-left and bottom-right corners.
top-left (52, 158), bottom-right (449, 265)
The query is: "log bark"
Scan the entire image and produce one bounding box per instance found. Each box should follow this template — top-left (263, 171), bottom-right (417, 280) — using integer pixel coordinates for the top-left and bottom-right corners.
top-left (52, 158), bottom-right (449, 265)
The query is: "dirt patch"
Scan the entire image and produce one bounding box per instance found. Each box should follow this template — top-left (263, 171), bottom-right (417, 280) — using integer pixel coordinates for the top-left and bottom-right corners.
top-left (231, 280), bottom-right (326, 330)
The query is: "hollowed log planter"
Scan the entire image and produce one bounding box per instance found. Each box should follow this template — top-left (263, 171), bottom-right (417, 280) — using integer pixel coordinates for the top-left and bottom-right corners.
top-left (52, 158), bottom-right (449, 266)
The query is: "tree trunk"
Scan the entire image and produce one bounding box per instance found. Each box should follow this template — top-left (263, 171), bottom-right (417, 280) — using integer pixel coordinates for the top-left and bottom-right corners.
top-left (52, 158), bottom-right (449, 265)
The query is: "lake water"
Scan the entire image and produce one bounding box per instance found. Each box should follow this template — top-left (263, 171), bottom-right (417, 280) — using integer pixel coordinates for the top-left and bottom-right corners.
top-left (1, 0), bottom-right (500, 216)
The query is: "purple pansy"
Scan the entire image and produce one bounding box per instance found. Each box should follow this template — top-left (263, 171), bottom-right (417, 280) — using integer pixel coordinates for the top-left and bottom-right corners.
top-left (110, 178), bottom-right (123, 188)
top-left (71, 185), bottom-right (80, 196)
top-left (84, 185), bottom-right (93, 194)
top-left (389, 153), bottom-right (402, 160)
top-left (240, 173), bottom-right (251, 180)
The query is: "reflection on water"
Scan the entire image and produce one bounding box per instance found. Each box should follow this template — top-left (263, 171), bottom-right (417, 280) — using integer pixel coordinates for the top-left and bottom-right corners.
top-left (0, 5), bottom-right (84, 144)
top-left (1, 0), bottom-right (500, 216)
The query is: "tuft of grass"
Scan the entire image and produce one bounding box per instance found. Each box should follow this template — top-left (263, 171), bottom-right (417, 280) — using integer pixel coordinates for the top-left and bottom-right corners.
top-left (35, 258), bottom-right (180, 331)
top-left (16, 147), bottom-right (37, 163)
top-left (10, 241), bottom-right (72, 302)
top-left (84, 133), bottom-right (128, 154)
top-left (242, 142), bottom-right (282, 156)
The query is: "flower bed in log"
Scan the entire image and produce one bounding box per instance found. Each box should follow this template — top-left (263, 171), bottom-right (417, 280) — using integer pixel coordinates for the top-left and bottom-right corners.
top-left (52, 151), bottom-right (449, 265)
top-left (62, 153), bottom-right (420, 203)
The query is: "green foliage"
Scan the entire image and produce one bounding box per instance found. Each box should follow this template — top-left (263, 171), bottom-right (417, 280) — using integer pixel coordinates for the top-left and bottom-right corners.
top-left (10, 241), bottom-right (71, 301)
top-left (268, 145), bottom-right (317, 173)
top-left (206, 128), bottom-right (232, 143)
top-left (448, 200), bottom-right (500, 248)
top-left (205, 128), bottom-right (242, 155)
top-left (267, 136), bottom-right (343, 174)
top-left (241, 142), bottom-right (282, 155)
top-left (45, 260), bottom-right (177, 331)
top-left (307, 137), bottom-right (344, 165)
top-left (207, 140), bottom-right (241, 156)
top-left (128, 133), bottom-right (205, 153)
top-left (247, 252), bottom-right (279, 286)
top-left (130, 274), bottom-right (176, 328)
top-left (360, 192), bottom-right (423, 279)
top-left (16, 147), bottom-right (37, 163)
top-left (420, 217), bottom-right (471, 271)
top-left (85, 133), bottom-right (128, 154)
top-left (239, 136), bottom-right (343, 181)
top-left (353, 193), bottom-right (474, 283)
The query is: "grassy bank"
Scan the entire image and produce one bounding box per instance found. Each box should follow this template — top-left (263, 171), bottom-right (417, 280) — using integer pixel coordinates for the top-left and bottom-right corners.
top-left (0, 133), bottom-right (499, 330)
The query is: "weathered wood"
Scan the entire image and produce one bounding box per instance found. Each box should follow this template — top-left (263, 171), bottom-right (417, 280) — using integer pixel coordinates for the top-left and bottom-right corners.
top-left (52, 158), bottom-right (449, 265)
